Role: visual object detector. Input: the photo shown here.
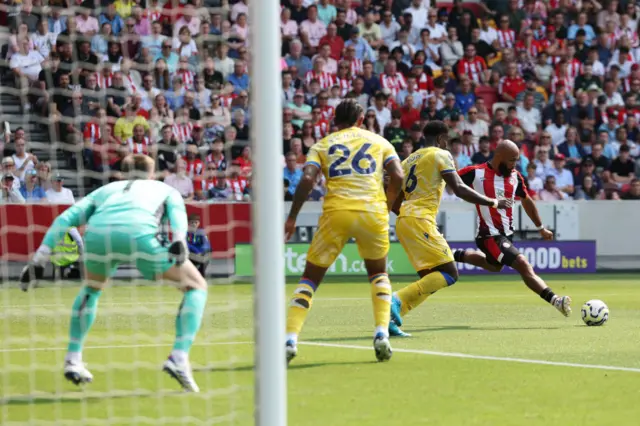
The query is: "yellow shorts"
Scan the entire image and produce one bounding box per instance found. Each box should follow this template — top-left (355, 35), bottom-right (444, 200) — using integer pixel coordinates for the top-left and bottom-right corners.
top-left (306, 210), bottom-right (389, 268)
top-left (396, 216), bottom-right (454, 272)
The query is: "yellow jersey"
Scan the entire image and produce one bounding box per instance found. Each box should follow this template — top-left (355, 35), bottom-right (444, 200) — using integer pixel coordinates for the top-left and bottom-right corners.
top-left (399, 147), bottom-right (456, 221)
top-left (306, 127), bottom-right (398, 214)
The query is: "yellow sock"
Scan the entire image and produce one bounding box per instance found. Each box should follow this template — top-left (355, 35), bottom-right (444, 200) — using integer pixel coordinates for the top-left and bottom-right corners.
top-left (285, 279), bottom-right (316, 339)
top-left (396, 272), bottom-right (452, 316)
top-left (370, 273), bottom-right (392, 329)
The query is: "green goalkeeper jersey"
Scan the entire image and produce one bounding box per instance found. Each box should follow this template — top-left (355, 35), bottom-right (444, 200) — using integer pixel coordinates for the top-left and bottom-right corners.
top-left (41, 179), bottom-right (188, 249)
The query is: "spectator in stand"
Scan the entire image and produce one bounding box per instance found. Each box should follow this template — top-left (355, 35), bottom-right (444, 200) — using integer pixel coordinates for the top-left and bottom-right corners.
top-left (558, 126), bottom-right (587, 168)
top-left (45, 173), bottom-right (75, 204)
top-left (545, 114), bottom-right (569, 147)
top-left (499, 62), bottom-right (526, 103)
top-left (456, 44), bottom-right (487, 85)
top-left (457, 107), bottom-right (488, 145)
top-left (436, 93), bottom-right (461, 121)
top-left (1, 157), bottom-right (21, 190)
top-left (399, 139), bottom-right (414, 161)
top-left (549, 153), bottom-right (575, 197)
top-left (344, 27), bottom-right (375, 61)
top-left (622, 178), bottom-right (640, 200)
top-left (383, 110), bottom-right (407, 151)
top-left (283, 152), bottom-right (302, 196)
top-left (369, 92), bottom-right (391, 132)
top-left (165, 158), bottom-right (194, 200)
top-left (441, 26), bottom-right (464, 67)
top-left (10, 38), bottom-right (45, 85)
top-left (398, 95), bottom-right (419, 132)
top-left (358, 11), bottom-right (383, 49)
top-left (534, 147), bottom-right (554, 179)
top-left (300, 5), bottom-right (326, 54)
top-left (455, 79), bottom-right (476, 116)
top-left (35, 161), bottom-right (52, 191)
top-left (450, 138), bottom-right (471, 169)
top-left (232, 110), bottom-right (249, 141)
top-left (115, 105), bottom-right (150, 142)
top-left (11, 138), bottom-right (36, 180)
top-left (362, 109), bottom-right (382, 134)
top-left (568, 12), bottom-right (596, 45)
top-left (471, 136), bottom-right (493, 165)
top-left (380, 10), bottom-right (401, 47)
top-left (20, 169), bottom-right (47, 202)
top-left (526, 162), bottom-right (543, 196)
top-left (99, 3), bottom-right (124, 36)
top-left (539, 175), bottom-right (566, 201)
top-left (609, 144), bottom-right (636, 185)
top-left (0, 174), bottom-right (24, 204)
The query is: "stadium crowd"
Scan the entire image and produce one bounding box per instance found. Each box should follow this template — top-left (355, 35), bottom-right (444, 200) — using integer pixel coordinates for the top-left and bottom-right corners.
top-left (2, 0), bottom-right (640, 204)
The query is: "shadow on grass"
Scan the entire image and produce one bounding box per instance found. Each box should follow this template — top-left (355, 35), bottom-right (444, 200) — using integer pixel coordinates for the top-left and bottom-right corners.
top-left (0, 389), bottom-right (185, 406)
top-left (305, 325), bottom-right (473, 342)
top-left (195, 359), bottom-right (377, 373)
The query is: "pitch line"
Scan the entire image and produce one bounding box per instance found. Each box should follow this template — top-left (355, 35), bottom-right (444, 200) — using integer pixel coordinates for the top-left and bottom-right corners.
top-left (300, 341), bottom-right (640, 374)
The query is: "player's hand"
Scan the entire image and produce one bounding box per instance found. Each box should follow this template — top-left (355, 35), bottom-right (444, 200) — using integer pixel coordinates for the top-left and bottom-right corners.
top-left (284, 217), bottom-right (296, 242)
top-left (540, 228), bottom-right (554, 240)
top-left (19, 264), bottom-right (44, 292)
top-left (168, 240), bottom-right (188, 266)
top-left (497, 198), bottom-right (513, 209)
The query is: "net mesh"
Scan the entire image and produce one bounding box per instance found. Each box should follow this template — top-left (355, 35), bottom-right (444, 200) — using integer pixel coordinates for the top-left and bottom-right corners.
top-left (0, 1), bottom-right (254, 424)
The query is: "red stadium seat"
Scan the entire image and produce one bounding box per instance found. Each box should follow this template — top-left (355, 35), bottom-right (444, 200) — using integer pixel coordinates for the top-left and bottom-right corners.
top-left (475, 86), bottom-right (499, 116)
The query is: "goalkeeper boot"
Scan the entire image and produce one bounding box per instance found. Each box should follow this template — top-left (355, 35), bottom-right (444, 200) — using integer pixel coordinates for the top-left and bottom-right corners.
top-left (373, 332), bottom-right (392, 362)
top-left (285, 339), bottom-right (297, 365)
top-left (163, 356), bottom-right (200, 393)
top-left (389, 293), bottom-right (403, 326)
top-left (552, 295), bottom-right (572, 317)
top-left (388, 320), bottom-right (411, 338)
top-left (64, 361), bottom-right (93, 386)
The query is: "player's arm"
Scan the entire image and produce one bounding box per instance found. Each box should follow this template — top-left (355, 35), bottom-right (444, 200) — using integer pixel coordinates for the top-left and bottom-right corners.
top-left (518, 173), bottom-right (553, 240)
top-left (285, 163), bottom-right (319, 241)
top-left (165, 188), bottom-right (190, 265)
top-left (390, 190), bottom-right (404, 216)
top-left (20, 196), bottom-right (97, 288)
top-left (442, 171), bottom-right (502, 207)
top-left (385, 157), bottom-right (404, 213)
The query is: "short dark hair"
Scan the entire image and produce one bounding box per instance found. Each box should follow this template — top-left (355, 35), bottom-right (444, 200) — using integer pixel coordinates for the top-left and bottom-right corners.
top-left (334, 99), bottom-right (364, 127)
top-left (422, 120), bottom-right (449, 146)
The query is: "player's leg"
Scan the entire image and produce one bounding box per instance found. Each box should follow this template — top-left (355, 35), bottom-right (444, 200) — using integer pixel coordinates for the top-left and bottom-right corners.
top-left (391, 218), bottom-right (458, 335)
top-left (453, 248), bottom-right (503, 273)
top-left (357, 212), bottom-right (395, 361)
top-left (285, 212), bottom-right (346, 362)
top-left (64, 240), bottom-right (117, 386)
top-left (136, 235), bottom-right (208, 392)
top-left (509, 254), bottom-right (572, 317)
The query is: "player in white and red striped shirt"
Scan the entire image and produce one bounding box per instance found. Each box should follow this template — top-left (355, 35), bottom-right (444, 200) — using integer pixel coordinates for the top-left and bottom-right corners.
top-left (456, 45), bottom-right (487, 85)
top-left (454, 140), bottom-right (572, 317)
top-left (379, 59), bottom-right (407, 98)
top-left (305, 58), bottom-right (334, 90)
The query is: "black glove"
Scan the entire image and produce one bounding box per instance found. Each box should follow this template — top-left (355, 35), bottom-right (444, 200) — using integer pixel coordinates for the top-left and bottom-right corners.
top-left (19, 264), bottom-right (44, 292)
top-left (168, 240), bottom-right (188, 266)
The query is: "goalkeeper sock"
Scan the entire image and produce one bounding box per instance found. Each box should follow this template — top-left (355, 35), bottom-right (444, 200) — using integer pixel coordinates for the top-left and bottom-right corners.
top-left (67, 286), bottom-right (102, 355)
top-left (370, 273), bottom-right (392, 337)
top-left (172, 288), bottom-right (208, 358)
top-left (286, 278), bottom-right (316, 343)
top-left (396, 272), bottom-right (457, 317)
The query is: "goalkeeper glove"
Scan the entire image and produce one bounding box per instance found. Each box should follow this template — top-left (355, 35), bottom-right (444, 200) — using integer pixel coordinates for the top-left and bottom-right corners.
top-left (19, 245), bottom-right (51, 292)
top-left (168, 239), bottom-right (188, 266)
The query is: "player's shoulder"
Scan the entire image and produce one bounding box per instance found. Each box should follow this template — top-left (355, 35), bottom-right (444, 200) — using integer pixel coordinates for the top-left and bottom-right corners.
top-left (458, 162), bottom-right (487, 175)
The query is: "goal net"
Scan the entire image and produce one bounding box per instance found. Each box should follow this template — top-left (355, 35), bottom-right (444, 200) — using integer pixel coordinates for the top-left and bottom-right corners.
top-left (0, 0), bottom-right (283, 424)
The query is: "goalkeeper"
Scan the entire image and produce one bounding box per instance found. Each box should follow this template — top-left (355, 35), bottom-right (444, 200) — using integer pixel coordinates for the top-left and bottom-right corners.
top-left (20, 154), bottom-right (207, 393)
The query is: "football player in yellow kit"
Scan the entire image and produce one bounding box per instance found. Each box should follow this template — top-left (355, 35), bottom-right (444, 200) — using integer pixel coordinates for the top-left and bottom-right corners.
top-left (389, 121), bottom-right (511, 337)
top-left (284, 99), bottom-right (404, 363)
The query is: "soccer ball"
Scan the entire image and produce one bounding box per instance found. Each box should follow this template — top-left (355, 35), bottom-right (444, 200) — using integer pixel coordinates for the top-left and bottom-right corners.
top-left (581, 300), bottom-right (609, 326)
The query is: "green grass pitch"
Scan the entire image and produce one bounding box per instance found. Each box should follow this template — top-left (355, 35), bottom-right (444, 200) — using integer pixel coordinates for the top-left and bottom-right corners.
top-left (2, 274), bottom-right (640, 425)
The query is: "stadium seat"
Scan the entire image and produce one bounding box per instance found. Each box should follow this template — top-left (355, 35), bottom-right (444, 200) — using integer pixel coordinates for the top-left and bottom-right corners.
top-left (475, 86), bottom-right (499, 115)
top-left (492, 102), bottom-right (514, 115)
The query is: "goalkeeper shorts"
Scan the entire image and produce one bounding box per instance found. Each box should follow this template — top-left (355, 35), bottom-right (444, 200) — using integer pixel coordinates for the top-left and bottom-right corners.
top-left (83, 230), bottom-right (173, 280)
